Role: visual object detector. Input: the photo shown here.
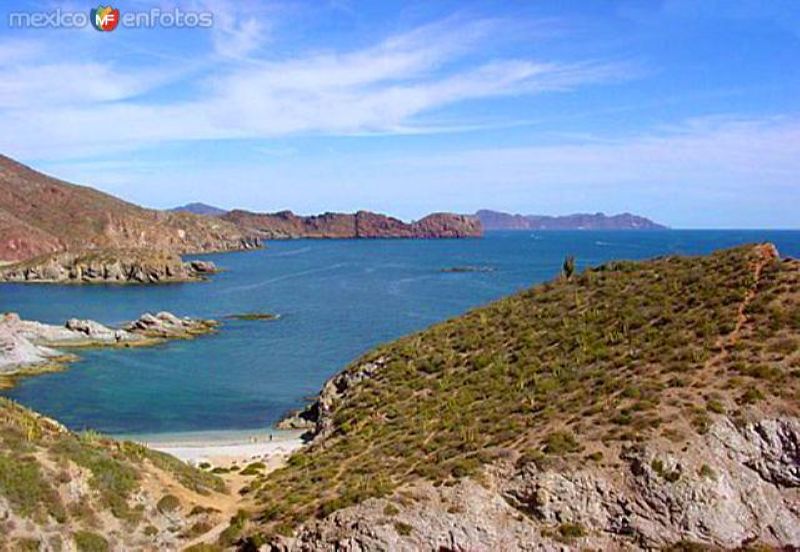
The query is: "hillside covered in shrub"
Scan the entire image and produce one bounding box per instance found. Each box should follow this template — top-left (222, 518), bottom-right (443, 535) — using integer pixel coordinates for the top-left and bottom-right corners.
top-left (243, 243), bottom-right (799, 549)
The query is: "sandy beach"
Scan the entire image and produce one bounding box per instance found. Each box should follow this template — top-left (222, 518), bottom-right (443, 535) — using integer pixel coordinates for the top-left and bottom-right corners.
top-left (121, 428), bottom-right (307, 466)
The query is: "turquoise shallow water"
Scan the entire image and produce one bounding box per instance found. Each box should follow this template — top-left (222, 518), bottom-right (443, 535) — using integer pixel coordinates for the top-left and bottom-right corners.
top-left (1, 230), bottom-right (799, 435)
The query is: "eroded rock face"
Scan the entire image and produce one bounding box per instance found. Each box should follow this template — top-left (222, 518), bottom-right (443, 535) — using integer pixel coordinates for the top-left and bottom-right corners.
top-left (0, 249), bottom-right (219, 284)
top-left (274, 416), bottom-right (800, 551)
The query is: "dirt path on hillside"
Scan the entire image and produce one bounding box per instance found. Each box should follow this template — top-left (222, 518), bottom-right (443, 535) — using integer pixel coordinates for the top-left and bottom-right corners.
top-left (703, 243), bottom-right (777, 373)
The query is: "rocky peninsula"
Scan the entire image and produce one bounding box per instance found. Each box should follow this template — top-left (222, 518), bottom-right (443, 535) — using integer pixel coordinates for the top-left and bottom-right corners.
top-left (0, 249), bottom-right (218, 284)
top-left (0, 311), bottom-right (217, 387)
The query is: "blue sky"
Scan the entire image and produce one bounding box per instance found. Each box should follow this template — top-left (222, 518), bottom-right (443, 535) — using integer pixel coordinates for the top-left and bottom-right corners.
top-left (0, 0), bottom-right (798, 228)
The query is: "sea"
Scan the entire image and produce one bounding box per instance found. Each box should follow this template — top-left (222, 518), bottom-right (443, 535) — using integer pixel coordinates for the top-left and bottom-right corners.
top-left (1, 230), bottom-right (799, 438)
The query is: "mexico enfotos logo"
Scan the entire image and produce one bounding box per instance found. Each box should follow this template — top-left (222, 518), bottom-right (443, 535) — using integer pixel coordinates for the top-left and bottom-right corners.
top-left (8, 5), bottom-right (214, 30)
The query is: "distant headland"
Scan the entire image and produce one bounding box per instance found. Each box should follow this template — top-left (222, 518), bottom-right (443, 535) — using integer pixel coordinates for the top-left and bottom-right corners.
top-left (475, 209), bottom-right (667, 230)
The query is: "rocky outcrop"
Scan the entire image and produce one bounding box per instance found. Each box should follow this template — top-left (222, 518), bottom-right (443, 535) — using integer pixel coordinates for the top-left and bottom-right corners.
top-left (124, 311), bottom-right (218, 338)
top-left (221, 209), bottom-right (482, 239)
top-left (0, 153), bottom-right (260, 263)
top-left (0, 311), bottom-right (216, 385)
top-left (275, 415), bottom-right (800, 551)
top-left (476, 209), bottom-right (668, 230)
top-left (277, 357), bottom-right (388, 437)
top-left (0, 249), bottom-right (219, 284)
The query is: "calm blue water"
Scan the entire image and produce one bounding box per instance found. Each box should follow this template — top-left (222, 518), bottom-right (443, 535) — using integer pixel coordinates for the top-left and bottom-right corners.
top-left (1, 231), bottom-right (799, 435)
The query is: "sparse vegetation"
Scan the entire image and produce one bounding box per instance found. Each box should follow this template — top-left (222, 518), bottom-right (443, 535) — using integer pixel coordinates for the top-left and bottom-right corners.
top-left (0, 397), bottom-right (225, 545)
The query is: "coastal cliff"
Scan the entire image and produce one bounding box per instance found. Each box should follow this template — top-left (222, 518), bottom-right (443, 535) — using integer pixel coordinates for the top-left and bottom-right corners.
top-left (0, 154), bottom-right (260, 263)
top-left (259, 243), bottom-right (800, 550)
top-left (0, 249), bottom-right (218, 284)
top-left (221, 209), bottom-right (483, 239)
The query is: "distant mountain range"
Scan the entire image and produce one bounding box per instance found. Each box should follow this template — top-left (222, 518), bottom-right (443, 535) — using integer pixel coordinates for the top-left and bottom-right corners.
top-left (476, 209), bottom-right (667, 230)
top-left (170, 202), bottom-right (227, 216)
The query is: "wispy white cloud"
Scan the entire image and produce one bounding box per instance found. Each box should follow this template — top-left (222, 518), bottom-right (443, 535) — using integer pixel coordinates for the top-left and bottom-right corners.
top-left (393, 116), bottom-right (800, 186)
top-left (206, 0), bottom-right (271, 59)
top-left (0, 14), bottom-right (632, 159)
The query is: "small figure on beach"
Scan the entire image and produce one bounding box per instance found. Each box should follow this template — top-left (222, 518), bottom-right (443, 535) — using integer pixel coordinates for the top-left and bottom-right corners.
top-left (269, 433), bottom-right (273, 442)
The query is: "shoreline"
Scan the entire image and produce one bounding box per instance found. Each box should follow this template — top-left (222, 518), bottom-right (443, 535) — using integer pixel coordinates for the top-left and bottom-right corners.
top-left (118, 427), bottom-right (307, 465)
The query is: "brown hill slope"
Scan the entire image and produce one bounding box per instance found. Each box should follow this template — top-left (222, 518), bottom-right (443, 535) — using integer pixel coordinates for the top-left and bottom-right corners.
top-left (0, 155), bottom-right (260, 262)
top-left (222, 209), bottom-right (482, 239)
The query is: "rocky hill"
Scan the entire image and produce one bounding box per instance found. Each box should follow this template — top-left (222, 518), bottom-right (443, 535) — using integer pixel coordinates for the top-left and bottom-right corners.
top-left (0, 155), bottom-right (260, 263)
top-left (477, 209), bottom-right (667, 230)
top-left (0, 397), bottom-right (233, 551)
top-left (222, 209), bottom-right (483, 239)
top-left (170, 202), bottom-right (228, 217)
top-left (250, 243), bottom-right (799, 549)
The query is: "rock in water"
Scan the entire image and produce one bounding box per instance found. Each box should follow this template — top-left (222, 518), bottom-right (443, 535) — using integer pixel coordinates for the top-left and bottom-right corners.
top-left (0, 311), bottom-right (216, 384)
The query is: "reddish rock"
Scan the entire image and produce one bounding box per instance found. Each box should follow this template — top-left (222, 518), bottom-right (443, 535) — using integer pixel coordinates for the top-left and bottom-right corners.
top-left (222, 209), bottom-right (482, 239)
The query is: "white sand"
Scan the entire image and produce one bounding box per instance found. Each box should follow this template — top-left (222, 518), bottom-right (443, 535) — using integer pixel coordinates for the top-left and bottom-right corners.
top-left (119, 428), bottom-right (307, 465)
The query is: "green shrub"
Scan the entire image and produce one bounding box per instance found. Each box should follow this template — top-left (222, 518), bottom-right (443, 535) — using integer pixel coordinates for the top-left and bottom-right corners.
top-left (157, 494), bottom-right (181, 514)
top-left (13, 538), bottom-right (40, 552)
top-left (73, 531), bottom-right (109, 552)
top-left (543, 431), bottom-right (582, 455)
top-left (0, 453), bottom-right (65, 521)
top-left (184, 544), bottom-right (224, 552)
top-left (557, 522), bottom-right (586, 542)
top-left (240, 462), bottom-right (267, 476)
top-left (698, 464), bottom-right (716, 479)
top-left (394, 522), bottom-right (413, 536)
